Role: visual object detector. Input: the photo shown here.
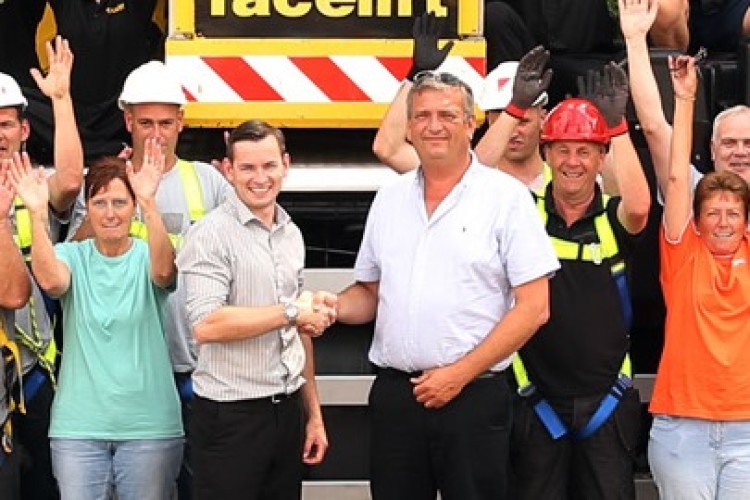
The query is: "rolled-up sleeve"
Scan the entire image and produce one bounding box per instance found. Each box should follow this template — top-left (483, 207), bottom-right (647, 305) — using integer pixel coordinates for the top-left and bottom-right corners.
top-left (177, 223), bottom-right (232, 327)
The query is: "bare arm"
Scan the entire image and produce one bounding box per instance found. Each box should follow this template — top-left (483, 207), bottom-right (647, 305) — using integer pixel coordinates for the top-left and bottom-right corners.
top-left (335, 281), bottom-right (379, 324)
top-left (300, 335), bottom-right (328, 465)
top-left (664, 56), bottom-right (697, 239)
top-left (32, 37), bottom-right (83, 214)
top-left (413, 275), bottom-right (550, 408)
top-left (620, 0), bottom-right (674, 195)
top-left (612, 133), bottom-right (651, 234)
top-left (193, 296), bottom-right (331, 344)
top-left (0, 168), bottom-right (31, 308)
top-left (372, 81), bottom-right (419, 173)
top-left (0, 219), bottom-right (30, 309)
top-left (475, 112), bottom-right (520, 167)
top-left (126, 139), bottom-right (175, 288)
top-left (9, 153), bottom-right (71, 297)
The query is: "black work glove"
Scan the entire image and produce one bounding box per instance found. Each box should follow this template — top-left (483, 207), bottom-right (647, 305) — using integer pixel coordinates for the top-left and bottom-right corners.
top-left (406, 12), bottom-right (455, 81)
top-left (507, 45), bottom-right (553, 119)
top-left (577, 62), bottom-right (630, 136)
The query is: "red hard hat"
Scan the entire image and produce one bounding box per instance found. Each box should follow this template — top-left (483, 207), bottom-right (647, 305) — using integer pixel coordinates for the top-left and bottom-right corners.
top-left (541, 98), bottom-right (609, 145)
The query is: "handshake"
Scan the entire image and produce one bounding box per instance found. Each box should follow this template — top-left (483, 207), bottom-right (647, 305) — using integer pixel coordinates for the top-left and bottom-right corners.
top-left (293, 291), bottom-right (339, 337)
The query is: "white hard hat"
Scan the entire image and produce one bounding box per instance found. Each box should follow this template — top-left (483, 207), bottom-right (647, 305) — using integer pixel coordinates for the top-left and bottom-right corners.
top-left (478, 62), bottom-right (548, 112)
top-left (118, 61), bottom-right (187, 110)
top-left (0, 72), bottom-right (28, 110)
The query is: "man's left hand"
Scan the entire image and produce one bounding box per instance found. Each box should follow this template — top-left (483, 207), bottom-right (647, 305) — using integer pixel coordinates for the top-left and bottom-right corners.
top-left (411, 365), bottom-right (468, 409)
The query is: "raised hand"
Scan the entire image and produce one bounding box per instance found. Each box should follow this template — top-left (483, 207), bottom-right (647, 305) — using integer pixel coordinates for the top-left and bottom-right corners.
top-left (406, 12), bottom-right (455, 81)
top-left (31, 36), bottom-right (73, 101)
top-left (509, 45), bottom-right (553, 114)
top-left (578, 62), bottom-right (630, 132)
top-left (126, 138), bottom-right (165, 203)
top-left (669, 55), bottom-right (697, 100)
top-left (7, 152), bottom-right (49, 214)
top-left (618, 0), bottom-right (659, 41)
top-left (0, 162), bottom-right (16, 218)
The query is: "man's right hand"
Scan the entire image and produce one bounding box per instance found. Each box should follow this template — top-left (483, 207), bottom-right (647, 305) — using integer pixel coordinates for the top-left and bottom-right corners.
top-left (406, 12), bottom-right (455, 81)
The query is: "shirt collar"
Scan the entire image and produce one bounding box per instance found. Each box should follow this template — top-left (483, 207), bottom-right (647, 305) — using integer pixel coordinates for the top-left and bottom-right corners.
top-left (225, 189), bottom-right (291, 228)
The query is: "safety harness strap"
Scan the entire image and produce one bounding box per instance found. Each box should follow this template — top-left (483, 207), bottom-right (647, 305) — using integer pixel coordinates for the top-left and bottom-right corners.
top-left (0, 318), bottom-right (25, 459)
top-left (515, 194), bottom-right (633, 440)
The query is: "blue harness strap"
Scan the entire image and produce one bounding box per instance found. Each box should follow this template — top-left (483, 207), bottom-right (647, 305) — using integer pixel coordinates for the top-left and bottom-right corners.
top-left (514, 193), bottom-right (633, 441)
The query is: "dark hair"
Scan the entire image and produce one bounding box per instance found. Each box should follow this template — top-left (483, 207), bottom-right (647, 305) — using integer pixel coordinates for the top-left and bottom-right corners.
top-left (84, 157), bottom-right (135, 202)
top-left (226, 120), bottom-right (286, 161)
top-left (693, 170), bottom-right (750, 220)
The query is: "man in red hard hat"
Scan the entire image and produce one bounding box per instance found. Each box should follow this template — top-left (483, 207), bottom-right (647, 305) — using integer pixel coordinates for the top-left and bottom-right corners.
top-left (506, 62), bottom-right (652, 499)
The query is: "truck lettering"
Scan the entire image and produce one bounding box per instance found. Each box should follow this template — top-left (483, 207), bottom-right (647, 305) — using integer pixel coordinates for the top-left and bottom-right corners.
top-left (210, 0), bottom-right (447, 18)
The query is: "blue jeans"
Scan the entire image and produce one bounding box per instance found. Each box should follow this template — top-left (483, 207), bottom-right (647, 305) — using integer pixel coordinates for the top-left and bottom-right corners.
top-left (649, 415), bottom-right (750, 500)
top-left (50, 438), bottom-right (183, 500)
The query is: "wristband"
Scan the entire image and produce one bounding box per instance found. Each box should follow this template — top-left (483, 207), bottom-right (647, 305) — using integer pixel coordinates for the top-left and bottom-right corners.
top-left (608, 118), bottom-right (628, 137)
top-left (505, 103), bottom-right (528, 120)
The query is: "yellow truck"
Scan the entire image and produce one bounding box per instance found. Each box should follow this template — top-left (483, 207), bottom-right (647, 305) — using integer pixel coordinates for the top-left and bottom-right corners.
top-left (166, 0), bottom-right (486, 129)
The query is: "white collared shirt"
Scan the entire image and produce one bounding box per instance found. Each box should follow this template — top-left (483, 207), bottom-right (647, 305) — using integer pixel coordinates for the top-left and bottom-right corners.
top-left (355, 157), bottom-right (559, 372)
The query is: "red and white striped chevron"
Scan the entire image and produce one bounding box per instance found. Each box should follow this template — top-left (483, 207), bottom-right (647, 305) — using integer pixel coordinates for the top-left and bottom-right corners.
top-left (166, 55), bottom-right (486, 104)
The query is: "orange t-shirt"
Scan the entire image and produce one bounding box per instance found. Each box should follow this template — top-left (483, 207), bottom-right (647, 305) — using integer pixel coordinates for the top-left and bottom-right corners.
top-left (652, 224), bottom-right (750, 420)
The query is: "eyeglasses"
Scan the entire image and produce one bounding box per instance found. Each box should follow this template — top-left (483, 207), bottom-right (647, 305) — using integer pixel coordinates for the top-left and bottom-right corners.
top-left (413, 70), bottom-right (464, 85)
top-left (413, 71), bottom-right (473, 95)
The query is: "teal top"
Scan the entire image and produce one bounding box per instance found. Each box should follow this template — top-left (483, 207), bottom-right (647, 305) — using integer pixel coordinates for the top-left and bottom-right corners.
top-left (49, 239), bottom-right (182, 439)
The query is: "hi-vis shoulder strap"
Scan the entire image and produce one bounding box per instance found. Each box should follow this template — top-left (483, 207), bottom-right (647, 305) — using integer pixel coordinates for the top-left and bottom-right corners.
top-left (533, 163), bottom-right (554, 196)
top-left (12, 197), bottom-right (32, 261)
top-left (1, 317), bottom-right (25, 457)
top-left (513, 193), bottom-right (633, 441)
top-left (129, 159), bottom-right (206, 246)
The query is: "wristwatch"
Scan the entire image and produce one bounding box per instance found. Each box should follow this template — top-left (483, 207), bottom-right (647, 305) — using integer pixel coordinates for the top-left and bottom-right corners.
top-left (283, 300), bottom-right (299, 326)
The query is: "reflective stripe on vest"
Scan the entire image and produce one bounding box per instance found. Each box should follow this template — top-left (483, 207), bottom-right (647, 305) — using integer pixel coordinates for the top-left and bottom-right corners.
top-left (12, 197), bottom-right (32, 261)
top-left (129, 159), bottom-right (206, 246)
top-left (533, 163), bottom-right (554, 197)
top-left (512, 193), bottom-right (632, 440)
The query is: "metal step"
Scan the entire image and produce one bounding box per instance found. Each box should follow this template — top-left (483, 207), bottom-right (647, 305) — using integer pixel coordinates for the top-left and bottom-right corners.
top-left (302, 478), bottom-right (659, 499)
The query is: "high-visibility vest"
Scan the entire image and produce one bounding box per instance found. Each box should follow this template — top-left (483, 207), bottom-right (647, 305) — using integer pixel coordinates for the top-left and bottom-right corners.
top-left (512, 193), bottom-right (632, 440)
top-left (129, 159), bottom-right (206, 247)
top-left (11, 197), bottom-right (58, 391)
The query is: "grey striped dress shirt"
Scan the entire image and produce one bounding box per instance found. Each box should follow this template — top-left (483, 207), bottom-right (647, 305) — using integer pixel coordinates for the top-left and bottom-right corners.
top-left (177, 190), bottom-right (306, 402)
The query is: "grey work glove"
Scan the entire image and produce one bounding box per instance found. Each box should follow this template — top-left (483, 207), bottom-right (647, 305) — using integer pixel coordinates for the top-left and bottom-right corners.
top-left (507, 45), bottom-right (553, 119)
top-left (577, 62), bottom-right (630, 135)
top-left (406, 12), bottom-right (455, 81)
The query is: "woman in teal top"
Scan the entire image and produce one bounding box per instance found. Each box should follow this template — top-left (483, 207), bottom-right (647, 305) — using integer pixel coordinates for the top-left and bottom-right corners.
top-left (9, 138), bottom-right (183, 500)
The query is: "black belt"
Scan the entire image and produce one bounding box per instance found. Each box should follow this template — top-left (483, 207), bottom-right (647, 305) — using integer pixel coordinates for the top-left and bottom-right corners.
top-left (377, 367), bottom-right (505, 381)
top-left (196, 390), bottom-right (299, 407)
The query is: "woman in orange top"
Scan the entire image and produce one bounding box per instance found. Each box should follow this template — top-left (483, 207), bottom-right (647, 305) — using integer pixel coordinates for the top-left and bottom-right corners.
top-left (650, 53), bottom-right (750, 499)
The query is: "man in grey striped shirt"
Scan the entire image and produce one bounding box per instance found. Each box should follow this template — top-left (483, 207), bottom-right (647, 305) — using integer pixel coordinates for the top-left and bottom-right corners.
top-left (177, 120), bottom-right (334, 500)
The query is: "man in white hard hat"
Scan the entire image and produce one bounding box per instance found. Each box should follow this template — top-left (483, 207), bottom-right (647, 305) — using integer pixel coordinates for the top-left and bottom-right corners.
top-left (68, 59), bottom-right (228, 499)
top-left (0, 37), bottom-right (83, 500)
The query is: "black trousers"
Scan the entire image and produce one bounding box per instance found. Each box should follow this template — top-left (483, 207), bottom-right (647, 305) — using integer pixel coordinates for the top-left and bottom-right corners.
top-left (369, 369), bottom-right (512, 500)
top-left (510, 387), bottom-right (641, 500)
top-left (191, 392), bottom-right (303, 500)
